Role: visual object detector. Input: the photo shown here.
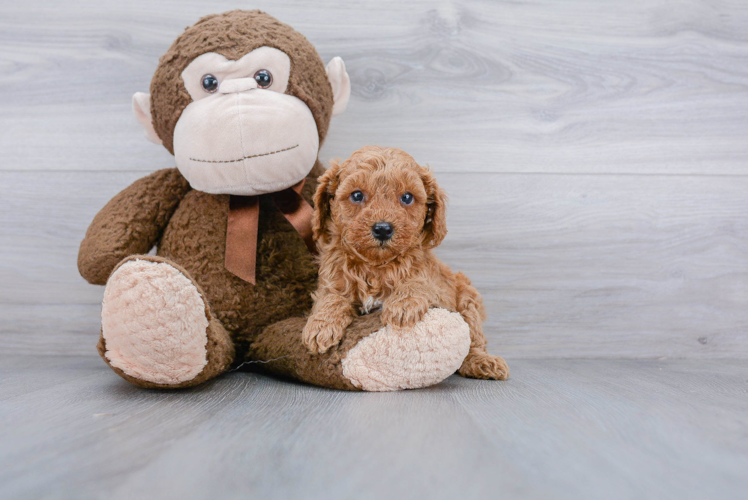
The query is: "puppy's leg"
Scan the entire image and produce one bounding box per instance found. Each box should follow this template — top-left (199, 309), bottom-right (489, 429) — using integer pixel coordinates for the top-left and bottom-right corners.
top-left (302, 293), bottom-right (356, 354)
top-left (382, 282), bottom-right (430, 329)
top-left (454, 272), bottom-right (509, 380)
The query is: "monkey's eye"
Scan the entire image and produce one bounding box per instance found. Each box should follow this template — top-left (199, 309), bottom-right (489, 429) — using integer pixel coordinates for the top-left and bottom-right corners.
top-left (350, 190), bottom-right (365, 204)
top-left (254, 69), bottom-right (273, 89)
top-left (400, 192), bottom-right (414, 205)
top-left (201, 74), bottom-right (219, 93)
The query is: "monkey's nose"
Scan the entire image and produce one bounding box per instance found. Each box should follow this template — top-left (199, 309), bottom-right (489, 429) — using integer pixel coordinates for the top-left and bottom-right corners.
top-left (372, 222), bottom-right (394, 242)
top-left (219, 77), bottom-right (258, 94)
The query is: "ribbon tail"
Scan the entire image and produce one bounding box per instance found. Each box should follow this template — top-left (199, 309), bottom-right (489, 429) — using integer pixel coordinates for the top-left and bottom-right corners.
top-left (225, 195), bottom-right (260, 284)
top-left (272, 180), bottom-right (318, 255)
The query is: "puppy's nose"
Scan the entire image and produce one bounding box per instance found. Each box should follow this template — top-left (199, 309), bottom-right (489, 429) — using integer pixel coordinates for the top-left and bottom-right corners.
top-left (372, 222), bottom-right (394, 242)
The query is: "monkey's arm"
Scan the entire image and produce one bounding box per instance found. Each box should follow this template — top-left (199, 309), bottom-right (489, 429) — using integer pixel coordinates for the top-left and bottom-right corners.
top-left (78, 168), bottom-right (191, 285)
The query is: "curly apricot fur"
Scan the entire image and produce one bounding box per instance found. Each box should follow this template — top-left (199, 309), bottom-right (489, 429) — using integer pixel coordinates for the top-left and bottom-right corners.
top-left (304, 146), bottom-right (508, 380)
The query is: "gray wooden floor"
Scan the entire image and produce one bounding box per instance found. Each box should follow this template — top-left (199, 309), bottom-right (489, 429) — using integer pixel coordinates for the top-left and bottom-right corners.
top-left (1, 356), bottom-right (746, 500)
top-left (2, 0), bottom-right (748, 498)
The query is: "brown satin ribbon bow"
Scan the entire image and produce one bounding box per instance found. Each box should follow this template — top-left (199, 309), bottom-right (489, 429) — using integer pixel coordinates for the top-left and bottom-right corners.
top-left (225, 179), bottom-right (317, 284)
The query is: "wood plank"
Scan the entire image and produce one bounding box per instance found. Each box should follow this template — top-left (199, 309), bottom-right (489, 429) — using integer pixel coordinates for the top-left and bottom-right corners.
top-left (0, 357), bottom-right (746, 499)
top-left (440, 172), bottom-right (748, 358)
top-left (449, 358), bottom-right (748, 500)
top-left (1, 0), bottom-right (747, 174)
top-left (2, 170), bottom-right (747, 358)
top-left (2, 305), bottom-right (101, 356)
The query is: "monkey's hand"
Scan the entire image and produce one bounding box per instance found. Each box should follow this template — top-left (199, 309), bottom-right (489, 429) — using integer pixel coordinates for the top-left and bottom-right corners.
top-left (78, 168), bottom-right (191, 285)
top-left (382, 294), bottom-right (429, 329)
top-left (302, 293), bottom-right (355, 354)
top-left (458, 348), bottom-right (509, 380)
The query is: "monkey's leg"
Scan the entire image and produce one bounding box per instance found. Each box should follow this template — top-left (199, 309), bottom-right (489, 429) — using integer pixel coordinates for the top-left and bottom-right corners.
top-left (97, 255), bottom-right (235, 389)
top-left (453, 272), bottom-right (509, 381)
top-left (248, 308), bottom-right (471, 391)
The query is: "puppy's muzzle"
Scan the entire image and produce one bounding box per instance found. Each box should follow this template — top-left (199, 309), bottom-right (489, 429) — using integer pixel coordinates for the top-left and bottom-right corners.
top-left (371, 222), bottom-right (394, 242)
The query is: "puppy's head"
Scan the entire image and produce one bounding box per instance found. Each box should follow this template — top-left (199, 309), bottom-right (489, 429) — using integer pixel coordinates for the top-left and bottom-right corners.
top-left (313, 146), bottom-right (447, 264)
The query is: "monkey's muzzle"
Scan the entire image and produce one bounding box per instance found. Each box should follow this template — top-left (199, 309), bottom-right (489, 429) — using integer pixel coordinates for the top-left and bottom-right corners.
top-left (173, 89), bottom-right (319, 196)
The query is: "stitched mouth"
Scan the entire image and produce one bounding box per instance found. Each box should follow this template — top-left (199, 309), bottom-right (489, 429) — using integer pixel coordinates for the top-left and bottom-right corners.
top-left (189, 144), bottom-right (299, 164)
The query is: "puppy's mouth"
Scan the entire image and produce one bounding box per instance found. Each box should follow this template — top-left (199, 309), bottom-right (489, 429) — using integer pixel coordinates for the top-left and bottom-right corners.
top-left (357, 241), bottom-right (393, 255)
top-left (340, 236), bottom-right (399, 265)
top-left (369, 235), bottom-right (399, 252)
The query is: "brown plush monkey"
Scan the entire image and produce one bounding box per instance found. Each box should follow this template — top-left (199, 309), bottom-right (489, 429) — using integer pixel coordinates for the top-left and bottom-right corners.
top-left (78, 10), bottom-right (472, 391)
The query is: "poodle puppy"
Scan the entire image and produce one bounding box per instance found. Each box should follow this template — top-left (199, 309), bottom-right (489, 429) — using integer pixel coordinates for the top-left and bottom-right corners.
top-left (301, 146), bottom-right (508, 380)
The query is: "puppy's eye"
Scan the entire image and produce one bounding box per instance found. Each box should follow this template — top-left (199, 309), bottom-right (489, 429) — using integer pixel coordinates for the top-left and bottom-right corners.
top-left (350, 190), bottom-right (365, 204)
top-left (254, 69), bottom-right (273, 89)
top-left (201, 74), bottom-right (219, 93)
top-left (400, 192), bottom-right (414, 205)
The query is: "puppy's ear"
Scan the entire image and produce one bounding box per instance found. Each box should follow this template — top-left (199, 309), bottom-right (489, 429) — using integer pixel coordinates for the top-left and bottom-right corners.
top-left (420, 167), bottom-right (448, 249)
top-left (312, 160), bottom-right (343, 243)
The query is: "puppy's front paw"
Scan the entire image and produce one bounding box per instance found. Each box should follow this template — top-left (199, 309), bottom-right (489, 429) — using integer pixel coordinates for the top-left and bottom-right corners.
top-left (458, 350), bottom-right (509, 380)
top-left (382, 296), bottom-right (429, 328)
top-left (302, 316), bottom-right (346, 354)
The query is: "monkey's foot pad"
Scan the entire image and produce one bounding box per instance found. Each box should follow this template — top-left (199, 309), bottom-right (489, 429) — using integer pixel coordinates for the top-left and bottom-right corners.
top-left (342, 308), bottom-right (471, 391)
top-left (101, 259), bottom-right (209, 385)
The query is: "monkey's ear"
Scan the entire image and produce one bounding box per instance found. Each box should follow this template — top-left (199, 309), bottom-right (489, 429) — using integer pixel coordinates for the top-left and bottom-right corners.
top-left (326, 57), bottom-right (350, 117)
top-left (132, 92), bottom-right (162, 145)
top-left (312, 160), bottom-right (343, 244)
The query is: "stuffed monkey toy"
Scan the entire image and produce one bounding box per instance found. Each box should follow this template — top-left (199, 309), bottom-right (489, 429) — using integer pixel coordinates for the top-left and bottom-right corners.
top-left (78, 10), bottom-right (472, 391)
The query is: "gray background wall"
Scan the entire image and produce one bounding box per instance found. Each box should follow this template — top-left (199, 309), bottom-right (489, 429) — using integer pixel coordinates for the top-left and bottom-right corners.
top-left (2, 0), bottom-right (747, 358)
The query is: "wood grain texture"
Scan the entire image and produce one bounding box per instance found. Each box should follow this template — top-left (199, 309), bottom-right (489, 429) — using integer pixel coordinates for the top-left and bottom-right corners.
top-left (2, 170), bottom-right (747, 357)
top-left (1, 0), bottom-right (748, 358)
top-left (0, 0), bottom-right (747, 174)
top-left (1, 356), bottom-right (746, 500)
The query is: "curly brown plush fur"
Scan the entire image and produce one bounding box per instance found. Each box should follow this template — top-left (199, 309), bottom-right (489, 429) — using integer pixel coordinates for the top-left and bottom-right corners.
top-left (78, 11), bottom-right (336, 387)
top-left (302, 146), bottom-right (509, 380)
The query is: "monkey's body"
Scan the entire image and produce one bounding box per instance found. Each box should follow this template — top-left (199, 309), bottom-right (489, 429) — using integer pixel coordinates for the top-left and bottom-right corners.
top-left (78, 10), bottom-right (474, 391)
top-left (157, 170), bottom-right (320, 345)
top-left (80, 165), bottom-right (393, 389)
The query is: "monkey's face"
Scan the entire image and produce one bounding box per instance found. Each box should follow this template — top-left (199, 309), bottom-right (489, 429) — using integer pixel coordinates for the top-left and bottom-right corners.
top-left (132, 11), bottom-right (351, 197)
top-left (171, 47), bottom-right (318, 196)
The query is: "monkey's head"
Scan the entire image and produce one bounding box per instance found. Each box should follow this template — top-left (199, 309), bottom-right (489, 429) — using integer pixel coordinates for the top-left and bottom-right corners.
top-left (132, 10), bottom-right (350, 196)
